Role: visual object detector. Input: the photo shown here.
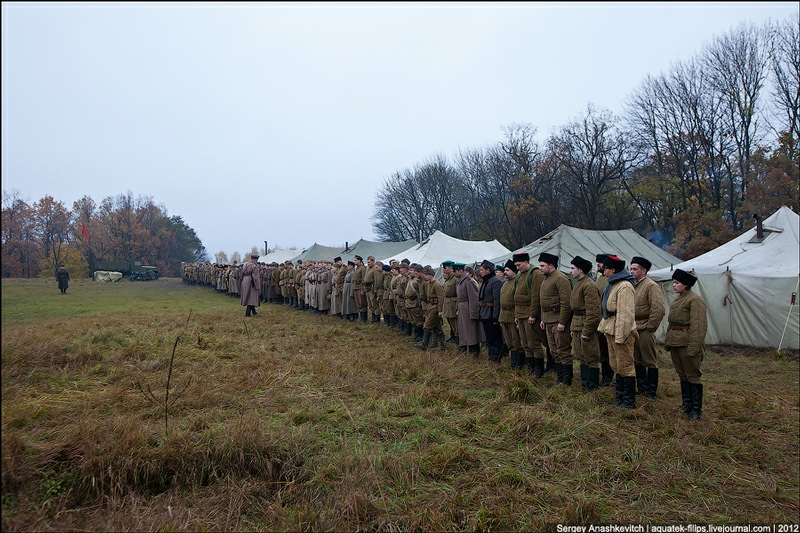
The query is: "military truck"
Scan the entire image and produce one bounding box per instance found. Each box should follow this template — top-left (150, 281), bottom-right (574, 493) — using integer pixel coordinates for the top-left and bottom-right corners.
top-left (94, 260), bottom-right (159, 280)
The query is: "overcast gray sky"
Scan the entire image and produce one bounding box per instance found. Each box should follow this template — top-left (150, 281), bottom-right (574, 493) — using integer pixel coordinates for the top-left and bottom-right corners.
top-left (3, 1), bottom-right (798, 258)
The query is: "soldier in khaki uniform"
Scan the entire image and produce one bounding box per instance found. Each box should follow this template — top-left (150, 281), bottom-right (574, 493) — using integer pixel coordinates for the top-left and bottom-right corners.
top-left (352, 255), bottom-right (368, 322)
top-left (405, 264), bottom-right (425, 341)
top-left (630, 256), bottom-right (666, 399)
top-left (416, 265), bottom-right (445, 350)
top-left (569, 256), bottom-right (602, 392)
top-left (538, 252), bottom-right (574, 385)
top-left (380, 264), bottom-right (394, 327)
top-left (395, 260), bottom-right (411, 335)
top-left (595, 253), bottom-right (614, 386)
top-left (665, 269), bottom-right (707, 420)
top-left (513, 253), bottom-right (546, 376)
top-left (441, 260), bottom-right (459, 344)
top-left (499, 260), bottom-right (522, 369)
top-left (362, 255), bottom-right (379, 323)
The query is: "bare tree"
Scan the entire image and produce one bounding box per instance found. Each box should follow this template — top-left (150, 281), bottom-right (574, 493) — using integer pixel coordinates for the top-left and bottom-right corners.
top-left (767, 16), bottom-right (800, 161)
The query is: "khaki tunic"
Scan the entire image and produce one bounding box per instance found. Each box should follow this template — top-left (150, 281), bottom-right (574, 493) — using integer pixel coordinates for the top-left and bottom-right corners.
top-left (634, 276), bottom-right (665, 367)
top-left (570, 275), bottom-right (601, 366)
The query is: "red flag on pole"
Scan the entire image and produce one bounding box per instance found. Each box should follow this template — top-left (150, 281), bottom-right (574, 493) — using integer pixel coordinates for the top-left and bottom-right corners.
top-left (81, 222), bottom-right (89, 241)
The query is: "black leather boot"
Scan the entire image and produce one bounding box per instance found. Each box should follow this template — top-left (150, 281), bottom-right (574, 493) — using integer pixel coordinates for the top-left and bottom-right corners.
top-left (555, 363), bottom-right (564, 384)
top-left (680, 381), bottom-right (691, 415)
top-left (372, 313), bottom-right (380, 324)
top-left (563, 364), bottom-right (573, 386)
top-left (601, 361), bottom-right (614, 387)
top-left (415, 331), bottom-right (431, 350)
top-left (587, 367), bottom-right (600, 392)
top-left (621, 376), bottom-right (637, 409)
top-left (615, 375), bottom-right (624, 406)
top-left (635, 363), bottom-right (647, 396)
top-left (645, 367), bottom-right (659, 399)
top-left (525, 357), bottom-right (535, 374)
top-left (544, 350), bottom-right (556, 374)
top-left (468, 344), bottom-right (480, 357)
top-left (413, 326), bottom-right (424, 342)
top-left (580, 364), bottom-right (588, 392)
top-left (509, 351), bottom-right (521, 369)
top-left (688, 383), bottom-right (703, 420)
top-left (404, 322), bottom-right (412, 337)
top-left (533, 357), bottom-right (544, 379)
top-left (438, 333), bottom-right (447, 351)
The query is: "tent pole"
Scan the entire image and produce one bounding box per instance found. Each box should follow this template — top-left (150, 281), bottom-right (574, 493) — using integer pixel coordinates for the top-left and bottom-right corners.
top-left (777, 276), bottom-right (799, 351)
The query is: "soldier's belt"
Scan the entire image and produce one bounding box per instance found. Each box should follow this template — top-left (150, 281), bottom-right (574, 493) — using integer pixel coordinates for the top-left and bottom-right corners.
top-left (549, 304), bottom-right (560, 313)
top-left (572, 309), bottom-right (586, 316)
top-left (501, 305), bottom-right (514, 311)
top-left (606, 311), bottom-right (616, 317)
top-left (669, 324), bottom-right (689, 330)
top-left (479, 302), bottom-right (494, 307)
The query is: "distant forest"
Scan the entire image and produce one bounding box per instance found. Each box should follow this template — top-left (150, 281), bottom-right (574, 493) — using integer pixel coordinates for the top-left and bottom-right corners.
top-left (2, 19), bottom-right (798, 279)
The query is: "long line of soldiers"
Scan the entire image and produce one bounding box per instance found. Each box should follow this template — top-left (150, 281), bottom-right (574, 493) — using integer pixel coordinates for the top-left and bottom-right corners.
top-left (180, 249), bottom-right (707, 419)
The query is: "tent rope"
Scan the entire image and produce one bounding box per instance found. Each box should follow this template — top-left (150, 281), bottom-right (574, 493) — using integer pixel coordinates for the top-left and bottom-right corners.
top-left (777, 275), bottom-right (799, 351)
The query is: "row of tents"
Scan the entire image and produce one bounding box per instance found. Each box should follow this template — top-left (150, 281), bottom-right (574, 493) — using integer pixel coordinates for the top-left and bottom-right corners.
top-left (260, 206), bottom-right (799, 350)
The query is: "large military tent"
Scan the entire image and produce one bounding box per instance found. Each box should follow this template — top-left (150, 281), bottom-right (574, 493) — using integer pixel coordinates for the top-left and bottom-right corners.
top-left (337, 238), bottom-right (417, 264)
top-left (650, 206), bottom-right (799, 350)
top-left (380, 230), bottom-right (512, 267)
top-left (491, 224), bottom-right (681, 274)
top-left (261, 248), bottom-right (300, 265)
top-left (289, 243), bottom-right (343, 263)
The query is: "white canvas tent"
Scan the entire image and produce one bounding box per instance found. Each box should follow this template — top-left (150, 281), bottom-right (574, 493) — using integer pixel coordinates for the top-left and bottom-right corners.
top-left (380, 230), bottom-right (512, 268)
top-left (337, 238), bottom-right (417, 264)
top-left (491, 224), bottom-right (681, 275)
top-left (261, 248), bottom-right (300, 265)
top-left (289, 243), bottom-right (343, 263)
top-left (650, 206), bottom-right (799, 350)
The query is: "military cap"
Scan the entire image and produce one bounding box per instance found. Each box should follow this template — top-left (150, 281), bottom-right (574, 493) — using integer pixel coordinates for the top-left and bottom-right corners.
top-left (423, 265), bottom-right (435, 276)
top-left (631, 256), bottom-right (652, 271)
top-left (595, 253), bottom-right (611, 263)
top-left (441, 260), bottom-right (454, 267)
top-left (570, 255), bottom-right (593, 275)
top-left (333, 256), bottom-right (342, 262)
top-left (480, 259), bottom-right (494, 270)
top-left (401, 258), bottom-right (410, 265)
top-left (512, 252), bottom-right (530, 263)
top-left (495, 264), bottom-right (504, 272)
top-left (347, 260), bottom-right (355, 266)
top-left (250, 253), bottom-right (259, 259)
top-left (602, 255), bottom-right (625, 272)
top-left (452, 262), bottom-right (466, 270)
top-left (354, 255), bottom-right (363, 261)
top-left (391, 261), bottom-right (400, 269)
top-left (538, 252), bottom-right (559, 266)
top-left (504, 259), bottom-right (518, 273)
top-left (367, 255), bottom-right (375, 261)
top-left (382, 264), bottom-right (391, 272)
top-left (672, 268), bottom-right (697, 287)
top-left (412, 264), bottom-right (423, 272)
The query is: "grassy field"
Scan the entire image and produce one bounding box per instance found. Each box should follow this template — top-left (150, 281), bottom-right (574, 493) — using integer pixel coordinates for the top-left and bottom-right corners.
top-left (2, 277), bottom-right (798, 531)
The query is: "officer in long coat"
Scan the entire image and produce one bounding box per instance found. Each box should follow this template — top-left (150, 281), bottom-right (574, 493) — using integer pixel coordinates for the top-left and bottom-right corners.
top-left (454, 262), bottom-right (485, 356)
top-left (240, 253), bottom-right (261, 317)
top-left (478, 259), bottom-right (503, 362)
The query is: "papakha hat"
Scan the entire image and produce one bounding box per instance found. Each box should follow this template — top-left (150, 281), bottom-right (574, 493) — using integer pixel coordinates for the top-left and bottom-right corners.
top-left (631, 256), bottom-right (652, 271)
top-left (672, 268), bottom-right (697, 287)
top-left (570, 256), bottom-right (592, 275)
top-left (512, 252), bottom-right (530, 263)
top-left (504, 259), bottom-right (518, 273)
top-left (602, 255), bottom-right (625, 272)
top-left (538, 252), bottom-right (559, 266)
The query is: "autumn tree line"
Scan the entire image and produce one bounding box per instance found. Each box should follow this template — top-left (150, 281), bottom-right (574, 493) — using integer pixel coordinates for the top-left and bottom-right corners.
top-left (2, 19), bottom-right (798, 280)
top-left (373, 20), bottom-right (799, 258)
top-left (1, 191), bottom-right (206, 279)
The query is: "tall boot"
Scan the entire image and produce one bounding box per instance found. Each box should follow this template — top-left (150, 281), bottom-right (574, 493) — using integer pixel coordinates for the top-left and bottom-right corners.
top-left (415, 330), bottom-right (431, 350)
top-left (510, 351), bottom-right (522, 369)
top-left (621, 376), bottom-right (637, 409)
top-left (413, 325), bottom-right (424, 342)
top-left (587, 366), bottom-right (600, 392)
top-left (544, 349), bottom-right (556, 374)
top-left (533, 357), bottom-right (544, 379)
top-left (437, 333), bottom-right (447, 351)
top-left (245, 306), bottom-right (252, 317)
top-left (614, 375), bottom-right (624, 406)
top-left (397, 319), bottom-right (406, 333)
top-left (359, 311), bottom-right (368, 323)
top-left (688, 383), bottom-right (703, 420)
top-left (372, 313), bottom-right (381, 324)
top-left (525, 357), bottom-right (535, 374)
top-left (601, 361), bottom-right (614, 387)
top-left (580, 364), bottom-right (589, 392)
top-left (447, 332), bottom-right (458, 344)
top-left (468, 344), bottom-right (480, 357)
top-left (563, 364), bottom-right (573, 386)
top-left (404, 322), bottom-right (412, 337)
top-left (680, 381), bottom-right (692, 415)
top-left (645, 367), bottom-right (659, 399)
top-left (635, 363), bottom-right (647, 396)
top-left (555, 363), bottom-right (564, 384)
